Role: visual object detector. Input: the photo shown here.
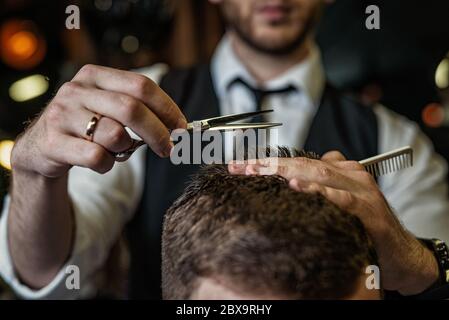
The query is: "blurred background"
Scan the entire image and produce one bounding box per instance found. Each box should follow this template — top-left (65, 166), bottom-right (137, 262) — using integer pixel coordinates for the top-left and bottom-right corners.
top-left (0, 0), bottom-right (449, 298)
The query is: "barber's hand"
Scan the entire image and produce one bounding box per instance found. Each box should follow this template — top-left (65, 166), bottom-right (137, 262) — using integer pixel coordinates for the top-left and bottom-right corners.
top-left (11, 64), bottom-right (187, 178)
top-left (228, 151), bottom-right (439, 295)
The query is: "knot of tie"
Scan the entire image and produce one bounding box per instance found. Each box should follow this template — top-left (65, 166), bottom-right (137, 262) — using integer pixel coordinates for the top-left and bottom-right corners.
top-left (228, 77), bottom-right (296, 122)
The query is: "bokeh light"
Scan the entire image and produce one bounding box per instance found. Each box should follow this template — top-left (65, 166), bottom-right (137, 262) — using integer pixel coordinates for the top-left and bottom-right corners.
top-left (0, 19), bottom-right (46, 70)
top-left (422, 103), bottom-right (445, 128)
top-left (8, 31), bottom-right (38, 59)
top-left (121, 35), bottom-right (139, 54)
top-left (0, 140), bottom-right (14, 171)
top-left (435, 58), bottom-right (449, 89)
top-left (9, 74), bottom-right (49, 102)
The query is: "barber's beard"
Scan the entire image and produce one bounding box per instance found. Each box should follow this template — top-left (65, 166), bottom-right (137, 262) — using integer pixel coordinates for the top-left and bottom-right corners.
top-left (230, 23), bottom-right (311, 56)
top-left (223, 7), bottom-right (322, 56)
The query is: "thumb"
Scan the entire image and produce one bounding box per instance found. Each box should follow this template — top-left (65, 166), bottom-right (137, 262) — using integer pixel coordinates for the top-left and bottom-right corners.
top-left (321, 150), bottom-right (347, 162)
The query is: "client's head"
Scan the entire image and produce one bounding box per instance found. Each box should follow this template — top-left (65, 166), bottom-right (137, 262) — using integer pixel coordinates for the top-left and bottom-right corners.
top-left (162, 150), bottom-right (380, 300)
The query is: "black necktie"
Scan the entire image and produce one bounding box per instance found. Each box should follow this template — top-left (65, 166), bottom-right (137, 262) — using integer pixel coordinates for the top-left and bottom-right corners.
top-left (228, 77), bottom-right (296, 122)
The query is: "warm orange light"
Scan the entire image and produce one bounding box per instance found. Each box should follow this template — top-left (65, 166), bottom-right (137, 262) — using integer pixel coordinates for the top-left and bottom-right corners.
top-left (422, 103), bottom-right (445, 128)
top-left (0, 19), bottom-right (46, 70)
top-left (8, 31), bottom-right (38, 59)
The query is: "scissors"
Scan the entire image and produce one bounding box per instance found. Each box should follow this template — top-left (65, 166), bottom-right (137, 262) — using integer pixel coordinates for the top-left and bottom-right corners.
top-left (114, 109), bottom-right (282, 161)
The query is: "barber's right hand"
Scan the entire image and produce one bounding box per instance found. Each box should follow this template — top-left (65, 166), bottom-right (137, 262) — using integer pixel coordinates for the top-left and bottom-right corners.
top-left (11, 64), bottom-right (187, 178)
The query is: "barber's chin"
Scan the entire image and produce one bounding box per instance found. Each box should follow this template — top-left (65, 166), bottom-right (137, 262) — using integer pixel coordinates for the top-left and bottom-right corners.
top-left (254, 23), bottom-right (303, 39)
top-left (251, 33), bottom-right (299, 50)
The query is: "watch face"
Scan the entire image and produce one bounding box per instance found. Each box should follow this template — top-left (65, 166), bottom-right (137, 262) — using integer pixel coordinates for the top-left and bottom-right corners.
top-left (432, 239), bottom-right (449, 283)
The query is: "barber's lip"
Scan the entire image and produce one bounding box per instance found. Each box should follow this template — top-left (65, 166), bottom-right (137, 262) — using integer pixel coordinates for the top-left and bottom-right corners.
top-left (257, 3), bottom-right (291, 21)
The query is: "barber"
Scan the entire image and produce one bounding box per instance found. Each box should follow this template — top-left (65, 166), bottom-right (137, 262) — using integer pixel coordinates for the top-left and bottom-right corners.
top-left (0, 0), bottom-right (448, 299)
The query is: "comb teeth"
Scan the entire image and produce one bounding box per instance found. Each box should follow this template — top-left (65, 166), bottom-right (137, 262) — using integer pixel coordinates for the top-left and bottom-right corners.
top-left (359, 146), bottom-right (413, 178)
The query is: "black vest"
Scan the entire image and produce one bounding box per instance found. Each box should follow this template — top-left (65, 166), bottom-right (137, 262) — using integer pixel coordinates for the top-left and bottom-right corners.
top-left (125, 64), bottom-right (378, 299)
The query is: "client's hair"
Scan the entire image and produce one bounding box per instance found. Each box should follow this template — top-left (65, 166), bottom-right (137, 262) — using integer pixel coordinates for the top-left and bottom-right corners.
top-left (162, 148), bottom-right (377, 299)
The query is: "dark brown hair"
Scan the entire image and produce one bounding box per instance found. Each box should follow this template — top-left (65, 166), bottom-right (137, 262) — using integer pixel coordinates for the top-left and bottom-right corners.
top-left (162, 148), bottom-right (377, 299)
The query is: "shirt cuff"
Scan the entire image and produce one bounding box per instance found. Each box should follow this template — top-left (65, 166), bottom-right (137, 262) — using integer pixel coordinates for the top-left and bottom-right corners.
top-left (0, 195), bottom-right (96, 299)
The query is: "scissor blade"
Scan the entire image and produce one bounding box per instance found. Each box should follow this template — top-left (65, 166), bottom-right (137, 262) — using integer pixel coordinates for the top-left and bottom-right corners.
top-left (207, 122), bottom-right (282, 131)
top-left (204, 110), bottom-right (274, 125)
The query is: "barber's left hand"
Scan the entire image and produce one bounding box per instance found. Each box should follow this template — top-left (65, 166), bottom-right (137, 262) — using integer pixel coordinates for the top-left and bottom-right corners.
top-left (228, 151), bottom-right (439, 295)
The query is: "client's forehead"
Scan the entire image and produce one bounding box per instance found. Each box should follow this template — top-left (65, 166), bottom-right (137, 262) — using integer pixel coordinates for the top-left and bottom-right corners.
top-left (191, 277), bottom-right (295, 300)
top-left (191, 275), bottom-right (381, 300)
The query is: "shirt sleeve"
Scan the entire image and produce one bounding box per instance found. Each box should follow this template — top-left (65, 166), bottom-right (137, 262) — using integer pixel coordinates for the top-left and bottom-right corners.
top-left (0, 63), bottom-right (168, 299)
top-left (375, 105), bottom-right (449, 243)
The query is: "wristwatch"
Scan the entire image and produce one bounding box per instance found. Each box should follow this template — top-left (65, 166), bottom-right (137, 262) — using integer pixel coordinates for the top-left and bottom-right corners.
top-left (415, 238), bottom-right (449, 299)
top-left (421, 238), bottom-right (449, 283)
top-left (384, 238), bottom-right (449, 300)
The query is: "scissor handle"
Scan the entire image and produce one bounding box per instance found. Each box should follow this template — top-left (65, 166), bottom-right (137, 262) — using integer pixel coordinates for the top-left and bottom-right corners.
top-left (113, 139), bottom-right (146, 162)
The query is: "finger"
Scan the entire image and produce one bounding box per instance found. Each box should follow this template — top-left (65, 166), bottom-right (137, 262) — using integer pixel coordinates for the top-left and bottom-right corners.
top-left (289, 178), bottom-right (302, 192)
top-left (92, 117), bottom-right (134, 153)
top-left (72, 65), bottom-right (187, 129)
top-left (330, 160), bottom-right (366, 171)
top-left (240, 157), bottom-right (357, 190)
top-left (280, 157), bottom-right (361, 191)
top-left (230, 156), bottom-right (363, 192)
top-left (228, 157), bottom-right (291, 177)
top-left (228, 157), bottom-right (289, 174)
top-left (228, 160), bottom-right (262, 175)
top-left (57, 83), bottom-right (172, 157)
top-left (46, 134), bottom-right (115, 174)
top-left (320, 152), bottom-right (366, 172)
top-left (245, 164), bottom-right (266, 175)
top-left (228, 162), bottom-right (247, 174)
top-left (298, 182), bottom-right (357, 213)
top-left (320, 161), bottom-right (376, 186)
top-left (321, 150), bottom-right (347, 162)
top-left (54, 105), bottom-right (133, 153)
top-left (230, 156), bottom-right (340, 186)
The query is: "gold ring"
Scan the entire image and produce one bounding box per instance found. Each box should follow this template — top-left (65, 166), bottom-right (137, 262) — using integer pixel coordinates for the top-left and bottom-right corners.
top-left (85, 114), bottom-right (102, 142)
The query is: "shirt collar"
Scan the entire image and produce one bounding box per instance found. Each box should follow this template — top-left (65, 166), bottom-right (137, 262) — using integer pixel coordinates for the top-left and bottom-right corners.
top-left (211, 35), bottom-right (326, 107)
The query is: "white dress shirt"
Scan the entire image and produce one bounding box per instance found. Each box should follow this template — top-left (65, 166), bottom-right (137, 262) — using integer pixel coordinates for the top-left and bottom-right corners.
top-left (1, 36), bottom-right (448, 299)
